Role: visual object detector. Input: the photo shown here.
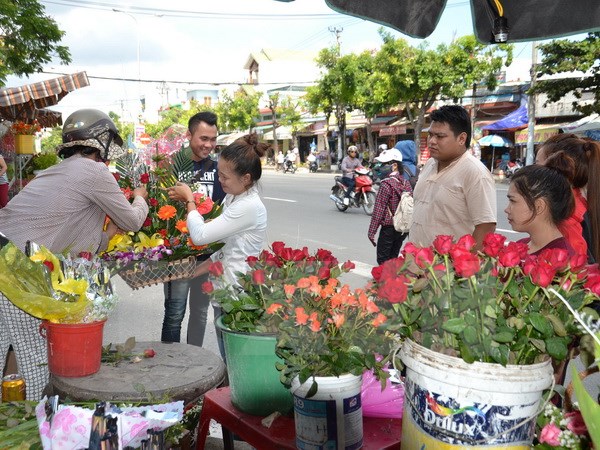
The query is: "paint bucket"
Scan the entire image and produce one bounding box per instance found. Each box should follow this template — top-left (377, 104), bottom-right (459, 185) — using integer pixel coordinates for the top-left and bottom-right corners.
top-left (400, 339), bottom-right (554, 449)
top-left (291, 373), bottom-right (363, 450)
top-left (216, 316), bottom-right (293, 416)
top-left (39, 320), bottom-right (106, 377)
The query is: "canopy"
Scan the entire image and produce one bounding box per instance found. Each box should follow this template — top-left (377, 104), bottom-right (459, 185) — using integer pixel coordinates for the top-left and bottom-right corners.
top-left (217, 131), bottom-right (248, 146)
top-left (263, 126), bottom-right (293, 141)
top-left (479, 135), bottom-right (512, 147)
top-left (562, 114), bottom-right (600, 134)
top-left (324, 0), bottom-right (600, 44)
top-left (483, 103), bottom-right (528, 132)
top-left (0, 72), bottom-right (89, 127)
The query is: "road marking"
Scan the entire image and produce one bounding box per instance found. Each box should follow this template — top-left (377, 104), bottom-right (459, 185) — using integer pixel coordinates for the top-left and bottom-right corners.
top-left (351, 260), bottom-right (374, 278)
top-left (263, 196), bottom-right (297, 203)
top-left (496, 228), bottom-right (520, 234)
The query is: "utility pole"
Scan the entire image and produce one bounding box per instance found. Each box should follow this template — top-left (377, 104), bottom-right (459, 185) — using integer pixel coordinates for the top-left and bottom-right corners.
top-left (328, 26), bottom-right (343, 51)
top-left (526, 42), bottom-right (538, 166)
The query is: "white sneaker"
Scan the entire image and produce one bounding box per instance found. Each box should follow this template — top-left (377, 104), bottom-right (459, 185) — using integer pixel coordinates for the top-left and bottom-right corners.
top-left (343, 198), bottom-right (350, 206)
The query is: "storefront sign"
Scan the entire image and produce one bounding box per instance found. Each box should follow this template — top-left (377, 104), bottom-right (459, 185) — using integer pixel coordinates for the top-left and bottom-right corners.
top-left (514, 127), bottom-right (560, 145)
top-left (379, 125), bottom-right (407, 136)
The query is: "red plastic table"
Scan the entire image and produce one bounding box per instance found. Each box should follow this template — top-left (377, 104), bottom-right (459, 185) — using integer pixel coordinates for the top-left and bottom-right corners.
top-left (196, 387), bottom-right (402, 450)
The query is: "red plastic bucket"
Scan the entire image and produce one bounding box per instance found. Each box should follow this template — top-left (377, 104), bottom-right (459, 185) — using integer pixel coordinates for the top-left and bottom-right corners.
top-left (39, 320), bottom-right (106, 377)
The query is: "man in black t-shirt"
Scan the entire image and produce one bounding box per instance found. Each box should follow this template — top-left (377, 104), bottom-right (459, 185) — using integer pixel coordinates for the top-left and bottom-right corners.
top-left (161, 112), bottom-right (225, 347)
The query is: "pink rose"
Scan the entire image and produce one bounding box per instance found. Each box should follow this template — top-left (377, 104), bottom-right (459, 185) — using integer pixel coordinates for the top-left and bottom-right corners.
top-left (202, 281), bottom-right (214, 294)
top-left (432, 235), bottom-right (453, 255)
top-left (539, 423), bottom-right (561, 446)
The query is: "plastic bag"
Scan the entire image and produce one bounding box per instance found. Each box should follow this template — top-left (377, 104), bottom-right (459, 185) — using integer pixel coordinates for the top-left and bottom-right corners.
top-left (361, 368), bottom-right (404, 418)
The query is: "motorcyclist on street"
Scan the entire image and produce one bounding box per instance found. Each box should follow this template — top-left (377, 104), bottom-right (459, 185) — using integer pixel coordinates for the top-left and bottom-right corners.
top-left (284, 150), bottom-right (295, 171)
top-left (340, 145), bottom-right (362, 205)
top-left (307, 150), bottom-right (317, 170)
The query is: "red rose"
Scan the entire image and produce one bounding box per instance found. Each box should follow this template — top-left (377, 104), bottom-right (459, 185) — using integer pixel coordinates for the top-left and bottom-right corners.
top-left (569, 253), bottom-right (587, 272)
top-left (377, 275), bottom-right (408, 304)
top-left (342, 260), bottom-right (356, 271)
top-left (194, 194), bottom-right (215, 215)
top-left (78, 251), bottom-right (92, 261)
top-left (538, 248), bottom-right (569, 271)
top-left (43, 260), bottom-right (54, 272)
top-left (143, 216), bottom-right (152, 227)
top-left (316, 248), bottom-right (333, 261)
top-left (522, 255), bottom-right (537, 275)
top-left (432, 235), bottom-right (453, 255)
top-left (271, 241), bottom-right (286, 256)
top-left (246, 255), bottom-right (258, 267)
top-left (381, 257), bottom-right (404, 280)
top-left (113, 172), bottom-right (121, 182)
top-left (318, 266), bottom-right (331, 280)
top-left (280, 247), bottom-right (294, 261)
top-left (157, 228), bottom-right (168, 238)
top-left (208, 261), bottom-right (224, 277)
top-left (453, 253), bottom-right (480, 277)
top-left (403, 242), bottom-right (418, 256)
top-left (143, 348), bottom-right (156, 358)
top-left (140, 173), bottom-right (150, 184)
top-left (498, 246), bottom-right (521, 267)
top-left (202, 281), bottom-right (214, 294)
top-left (413, 247), bottom-right (434, 269)
top-left (482, 233), bottom-right (506, 257)
top-left (565, 411), bottom-right (587, 435)
top-left (456, 234), bottom-right (476, 250)
top-left (252, 269), bottom-right (266, 284)
top-left (291, 248), bottom-right (308, 261)
top-left (530, 261), bottom-right (556, 287)
top-left (148, 198), bottom-right (159, 207)
top-left (371, 265), bottom-right (383, 281)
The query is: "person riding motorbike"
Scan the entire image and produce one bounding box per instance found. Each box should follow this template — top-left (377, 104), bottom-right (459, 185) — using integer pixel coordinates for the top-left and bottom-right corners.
top-left (284, 150), bottom-right (296, 172)
top-left (307, 150), bottom-right (318, 172)
top-left (340, 145), bottom-right (362, 205)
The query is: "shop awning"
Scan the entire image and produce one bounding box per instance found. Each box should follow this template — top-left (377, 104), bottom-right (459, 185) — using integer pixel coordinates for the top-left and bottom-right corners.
top-left (264, 126), bottom-right (293, 140)
top-left (514, 124), bottom-right (565, 145)
top-left (217, 131), bottom-right (247, 146)
top-left (562, 114), bottom-right (600, 134)
top-left (482, 103), bottom-right (528, 132)
top-left (0, 72), bottom-right (89, 127)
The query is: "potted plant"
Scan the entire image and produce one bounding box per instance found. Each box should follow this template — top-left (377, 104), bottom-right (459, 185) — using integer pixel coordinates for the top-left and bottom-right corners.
top-left (11, 120), bottom-right (41, 154)
top-left (32, 152), bottom-right (59, 174)
top-left (204, 242), bottom-right (367, 417)
top-left (370, 233), bottom-right (599, 449)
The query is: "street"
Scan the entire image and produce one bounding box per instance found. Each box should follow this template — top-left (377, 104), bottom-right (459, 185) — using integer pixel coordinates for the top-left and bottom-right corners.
top-left (104, 169), bottom-right (525, 352)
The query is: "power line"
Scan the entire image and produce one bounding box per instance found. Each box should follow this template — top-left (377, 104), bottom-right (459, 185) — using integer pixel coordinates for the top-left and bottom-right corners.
top-left (41, 0), bottom-right (342, 20)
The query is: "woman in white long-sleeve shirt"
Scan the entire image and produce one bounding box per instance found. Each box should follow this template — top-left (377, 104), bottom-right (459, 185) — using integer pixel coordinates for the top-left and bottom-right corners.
top-left (168, 134), bottom-right (268, 287)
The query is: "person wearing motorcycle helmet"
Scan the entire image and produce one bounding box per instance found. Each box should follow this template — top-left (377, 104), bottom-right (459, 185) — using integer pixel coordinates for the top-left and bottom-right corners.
top-left (369, 148), bottom-right (412, 264)
top-left (377, 143), bottom-right (388, 156)
top-left (0, 109), bottom-right (149, 400)
top-left (340, 145), bottom-right (362, 205)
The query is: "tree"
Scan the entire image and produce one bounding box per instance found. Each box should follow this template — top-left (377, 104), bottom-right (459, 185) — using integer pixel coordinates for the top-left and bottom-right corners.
top-left (532, 32), bottom-right (600, 116)
top-left (108, 111), bottom-right (134, 144)
top-left (145, 106), bottom-right (188, 139)
top-left (40, 126), bottom-right (62, 152)
top-left (307, 47), bottom-right (360, 159)
top-left (354, 50), bottom-right (389, 159)
top-left (214, 90), bottom-right (260, 133)
top-left (278, 96), bottom-right (305, 149)
top-left (0, 0), bottom-right (71, 86)
top-left (375, 32), bottom-right (512, 156)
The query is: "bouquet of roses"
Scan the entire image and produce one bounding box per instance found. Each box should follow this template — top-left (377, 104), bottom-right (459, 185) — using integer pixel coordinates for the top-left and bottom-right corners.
top-left (11, 120), bottom-right (41, 135)
top-left (102, 146), bottom-right (222, 270)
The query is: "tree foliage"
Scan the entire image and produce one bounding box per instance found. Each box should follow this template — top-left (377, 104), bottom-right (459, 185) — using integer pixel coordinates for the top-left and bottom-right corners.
top-left (375, 31), bottom-right (512, 153)
top-left (40, 126), bottom-right (62, 152)
top-left (278, 96), bottom-right (305, 147)
top-left (214, 90), bottom-right (260, 133)
top-left (533, 32), bottom-right (600, 116)
top-left (0, 0), bottom-right (71, 86)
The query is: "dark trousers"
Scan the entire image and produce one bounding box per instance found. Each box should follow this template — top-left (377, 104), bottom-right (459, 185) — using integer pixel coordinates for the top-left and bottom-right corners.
top-left (376, 225), bottom-right (407, 265)
top-left (341, 177), bottom-right (355, 198)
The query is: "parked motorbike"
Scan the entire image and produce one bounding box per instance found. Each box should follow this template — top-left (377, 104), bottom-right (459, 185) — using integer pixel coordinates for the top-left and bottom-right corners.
top-left (283, 159), bottom-right (296, 174)
top-left (329, 167), bottom-right (376, 215)
top-left (309, 161), bottom-right (318, 173)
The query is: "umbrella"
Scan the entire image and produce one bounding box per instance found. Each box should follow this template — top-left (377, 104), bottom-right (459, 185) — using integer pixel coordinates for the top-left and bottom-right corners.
top-left (0, 72), bottom-right (89, 127)
top-left (478, 135), bottom-right (512, 147)
top-left (324, 0), bottom-right (600, 43)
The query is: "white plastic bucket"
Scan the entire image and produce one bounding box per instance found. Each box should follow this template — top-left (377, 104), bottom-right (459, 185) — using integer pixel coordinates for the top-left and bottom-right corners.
top-left (291, 374), bottom-right (363, 450)
top-left (400, 339), bottom-right (554, 449)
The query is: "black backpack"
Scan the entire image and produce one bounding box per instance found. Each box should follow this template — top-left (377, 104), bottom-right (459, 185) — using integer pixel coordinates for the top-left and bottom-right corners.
top-left (403, 165), bottom-right (420, 190)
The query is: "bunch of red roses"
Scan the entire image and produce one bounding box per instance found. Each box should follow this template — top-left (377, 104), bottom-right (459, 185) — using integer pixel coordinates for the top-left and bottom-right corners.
top-left (371, 233), bottom-right (599, 366)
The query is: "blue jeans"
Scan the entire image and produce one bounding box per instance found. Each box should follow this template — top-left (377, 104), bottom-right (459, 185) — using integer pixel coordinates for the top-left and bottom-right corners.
top-left (161, 274), bottom-right (210, 346)
top-left (341, 177), bottom-right (355, 198)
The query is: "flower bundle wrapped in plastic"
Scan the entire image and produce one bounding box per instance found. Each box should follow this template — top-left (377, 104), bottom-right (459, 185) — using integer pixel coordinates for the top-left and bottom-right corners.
top-left (0, 239), bottom-right (116, 324)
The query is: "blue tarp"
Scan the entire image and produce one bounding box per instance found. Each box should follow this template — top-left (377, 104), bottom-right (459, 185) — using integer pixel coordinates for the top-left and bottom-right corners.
top-left (483, 99), bottom-right (528, 131)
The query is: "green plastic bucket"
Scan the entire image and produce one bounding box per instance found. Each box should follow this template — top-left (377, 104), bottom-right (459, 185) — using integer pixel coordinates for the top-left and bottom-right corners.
top-left (216, 316), bottom-right (293, 416)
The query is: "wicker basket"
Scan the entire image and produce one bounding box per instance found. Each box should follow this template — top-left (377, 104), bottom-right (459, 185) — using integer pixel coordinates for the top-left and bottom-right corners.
top-left (118, 257), bottom-right (197, 290)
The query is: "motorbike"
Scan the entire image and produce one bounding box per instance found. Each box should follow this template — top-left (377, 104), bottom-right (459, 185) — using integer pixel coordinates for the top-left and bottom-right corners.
top-left (308, 160), bottom-right (318, 173)
top-left (283, 159), bottom-right (297, 174)
top-left (329, 167), bottom-right (377, 215)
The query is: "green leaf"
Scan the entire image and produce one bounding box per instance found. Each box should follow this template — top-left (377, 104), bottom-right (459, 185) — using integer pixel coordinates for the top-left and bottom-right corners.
top-left (492, 330), bottom-right (514, 343)
top-left (546, 314), bottom-right (567, 337)
top-left (484, 305), bottom-right (497, 319)
top-left (529, 312), bottom-right (554, 338)
top-left (545, 336), bottom-right (568, 360)
top-left (442, 318), bottom-right (467, 334)
top-left (463, 326), bottom-right (478, 345)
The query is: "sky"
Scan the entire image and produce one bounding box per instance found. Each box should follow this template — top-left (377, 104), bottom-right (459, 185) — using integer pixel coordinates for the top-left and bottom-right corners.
top-left (7, 0), bottom-right (540, 124)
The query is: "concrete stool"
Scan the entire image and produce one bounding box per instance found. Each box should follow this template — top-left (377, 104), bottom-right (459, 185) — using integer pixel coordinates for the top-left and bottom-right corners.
top-left (49, 341), bottom-right (226, 404)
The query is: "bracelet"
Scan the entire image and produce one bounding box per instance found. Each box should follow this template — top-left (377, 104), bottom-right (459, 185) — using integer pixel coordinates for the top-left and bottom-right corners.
top-left (185, 200), bottom-right (195, 205)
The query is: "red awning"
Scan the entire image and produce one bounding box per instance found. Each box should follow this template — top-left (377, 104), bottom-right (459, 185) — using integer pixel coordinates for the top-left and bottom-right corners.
top-left (0, 72), bottom-right (89, 127)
